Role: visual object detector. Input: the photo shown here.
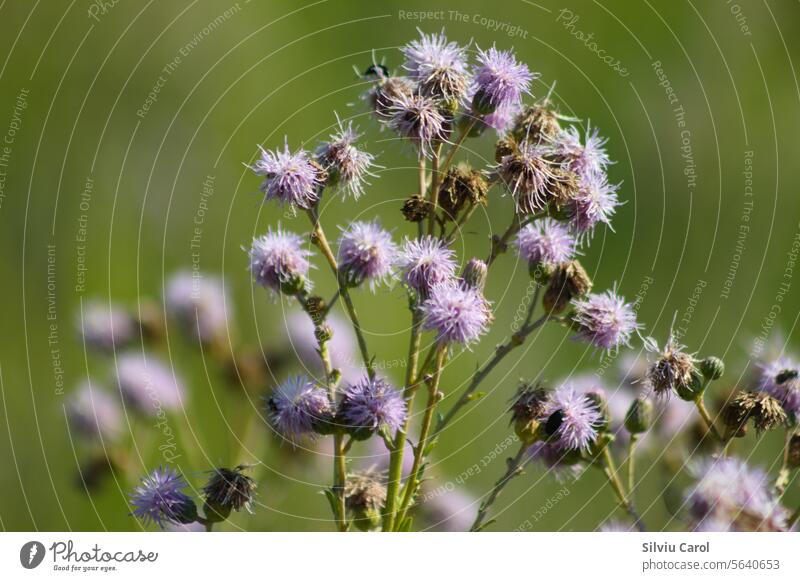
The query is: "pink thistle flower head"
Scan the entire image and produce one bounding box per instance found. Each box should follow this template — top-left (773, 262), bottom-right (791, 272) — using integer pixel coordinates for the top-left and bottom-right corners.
top-left (472, 46), bottom-right (536, 115)
top-left (247, 226), bottom-right (312, 295)
top-left (572, 290), bottom-right (640, 353)
top-left (420, 281), bottom-right (493, 346)
top-left (166, 271), bottom-right (229, 344)
top-left (386, 92), bottom-right (448, 157)
top-left (337, 220), bottom-right (398, 291)
top-left (402, 29), bottom-right (471, 102)
top-left (338, 376), bottom-right (407, 438)
top-left (130, 466), bottom-right (197, 528)
top-left (757, 356), bottom-right (800, 418)
top-left (399, 236), bottom-right (457, 297)
top-left (265, 375), bottom-right (333, 442)
top-left (555, 124), bottom-right (611, 180)
top-left (79, 301), bottom-right (136, 352)
top-left (495, 141), bottom-right (557, 214)
top-left (67, 381), bottom-right (123, 442)
top-left (569, 171), bottom-right (620, 233)
top-left (315, 118), bottom-right (377, 200)
top-left (542, 384), bottom-right (603, 451)
top-left (117, 353), bottom-right (185, 415)
top-left (251, 140), bottom-right (325, 209)
top-left (515, 218), bottom-right (577, 268)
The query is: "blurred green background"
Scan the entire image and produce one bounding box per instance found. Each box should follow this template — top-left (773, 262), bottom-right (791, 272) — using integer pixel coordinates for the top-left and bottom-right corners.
top-left (1, 0), bottom-right (799, 531)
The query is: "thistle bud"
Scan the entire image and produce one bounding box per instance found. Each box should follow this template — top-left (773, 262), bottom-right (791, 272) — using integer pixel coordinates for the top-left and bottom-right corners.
top-left (675, 370), bottom-right (705, 402)
top-left (542, 260), bottom-right (593, 314)
top-left (471, 89), bottom-right (497, 116)
top-left (401, 194), bottom-right (429, 223)
top-left (699, 356), bottom-right (724, 381)
top-left (511, 104), bottom-right (561, 144)
top-left (315, 323), bottom-right (333, 344)
top-left (624, 397), bottom-right (653, 434)
top-left (437, 164), bottom-right (489, 220)
top-left (509, 383), bottom-right (548, 446)
top-left (345, 471), bottom-right (386, 532)
top-left (461, 258), bottom-right (488, 292)
top-left (586, 391), bottom-right (610, 432)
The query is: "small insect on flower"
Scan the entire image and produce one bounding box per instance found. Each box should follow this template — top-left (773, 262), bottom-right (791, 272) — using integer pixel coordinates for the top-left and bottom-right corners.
top-left (202, 465), bottom-right (257, 521)
top-left (130, 466), bottom-right (197, 528)
top-left (315, 118), bottom-right (377, 200)
top-left (495, 141), bottom-right (558, 214)
top-left (567, 171), bottom-right (620, 234)
top-left (572, 290), bottom-right (640, 353)
top-left (471, 45), bottom-right (537, 115)
top-left (553, 124), bottom-right (611, 181)
top-left (515, 218), bottom-right (577, 269)
top-left (265, 375), bottom-right (334, 442)
top-left (337, 376), bottom-right (407, 440)
top-left (757, 356), bottom-right (800, 419)
top-left (685, 457), bottom-right (788, 532)
top-left (345, 470), bottom-right (387, 531)
top-left (66, 381), bottom-right (123, 442)
top-left (542, 384), bottom-right (603, 452)
top-left (116, 353), bottom-right (185, 415)
top-left (247, 226), bottom-right (312, 296)
top-left (166, 271), bottom-right (229, 345)
top-left (251, 140), bottom-right (326, 209)
top-left (386, 92), bottom-right (449, 157)
top-left (644, 334), bottom-right (697, 399)
top-left (399, 236), bottom-right (457, 297)
top-left (337, 220), bottom-right (398, 291)
top-left (401, 29), bottom-right (471, 103)
top-left (420, 281), bottom-right (493, 346)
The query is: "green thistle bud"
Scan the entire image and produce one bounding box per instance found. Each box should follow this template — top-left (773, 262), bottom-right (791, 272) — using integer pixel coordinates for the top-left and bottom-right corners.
top-left (676, 370), bottom-right (705, 402)
top-left (471, 89), bottom-right (497, 116)
top-left (699, 356), bottom-right (725, 381)
top-left (624, 397), bottom-right (653, 434)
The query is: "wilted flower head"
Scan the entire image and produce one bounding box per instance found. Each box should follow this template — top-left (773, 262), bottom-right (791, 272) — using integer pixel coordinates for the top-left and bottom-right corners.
top-left (386, 92), bottom-right (448, 157)
top-left (117, 353), bottom-right (185, 415)
top-left (542, 384), bottom-right (603, 452)
top-left (247, 226), bottom-right (312, 295)
top-left (399, 236), bottom-right (457, 296)
top-left (757, 356), bottom-right (800, 418)
top-left (723, 391), bottom-right (787, 435)
top-left (554, 125), bottom-right (611, 180)
top-left (79, 301), bottom-right (136, 352)
top-left (67, 381), bottom-right (123, 442)
top-left (251, 141), bottom-right (326, 209)
top-left (460, 258), bottom-right (488, 291)
top-left (202, 465), bottom-right (256, 515)
top-left (685, 457), bottom-right (788, 531)
top-left (315, 119), bottom-right (376, 199)
top-left (495, 141), bottom-right (557, 213)
top-left (515, 218), bottom-right (576, 268)
top-left (337, 220), bottom-right (398, 290)
top-left (420, 281), bottom-right (492, 346)
top-left (166, 271), bottom-right (228, 344)
top-left (645, 334), bottom-right (696, 398)
top-left (402, 29), bottom-right (471, 102)
top-left (568, 171), bottom-right (620, 233)
top-left (542, 260), bottom-right (593, 314)
top-left (472, 46), bottom-right (536, 114)
top-left (338, 376), bottom-right (407, 438)
top-left (512, 103), bottom-right (562, 144)
top-left (572, 290), bottom-right (640, 353)
top-left (130, 466), bottom-right (197, 528)
top-left (345, 469), bottom-right (387, 531)
top-left (265, 375), bottom-right (333, 441)
top-left (509, 382), bottom-right (549, 444)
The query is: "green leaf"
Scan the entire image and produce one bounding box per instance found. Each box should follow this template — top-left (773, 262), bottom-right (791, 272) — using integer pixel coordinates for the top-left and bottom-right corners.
top-left (466, 391), bottom-right (486, 402)
top-left (323, 488), bottom-right (340, 521)
top-left (396, 517), bottom-right (414, 532)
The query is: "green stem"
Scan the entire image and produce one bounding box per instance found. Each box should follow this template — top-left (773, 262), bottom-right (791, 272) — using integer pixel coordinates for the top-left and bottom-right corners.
top-left (470, 443), bottom-right (529, 531)
top-left (627, 434), bottom-right (638, 498)
top-left (439, 118), bottom-right (477, 176)
top-left (693, 396), bottom-right (723, 442)
top-left (427, 143), bottom-right (443, 236)
top-left (601, 446), bottom-right (644, 531)
top-left (395, 345), bottom-right (447, 528)
top-left (788, 505), bottom-right (800, 529)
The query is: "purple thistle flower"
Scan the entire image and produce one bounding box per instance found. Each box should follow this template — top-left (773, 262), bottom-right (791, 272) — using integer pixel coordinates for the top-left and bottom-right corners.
top-left (757, 356), bottom-right (800, 418)
top-left (251, 141), bottom-right (325, 209)
top-left (554, 125), bottom-right (611, 180)
top-left (495, 141), bottom-right (557, 213)
top-left (338, 376), bottom-right (407, 437)
top-left (386, 92), bottom-right (448, 157)
top-left (117, 353), bottom-right (185, 415)
top-left (315, 118), bottom-right (376, 200)
top-left (67, 381), bottom-right (123, 442)
top-left (130, 467), bottom-right (197, 528)
top-left (572, 290), bottom-right (640, 353)
top-left (265, 375), bottom-right (333, 441)
top-left (685, 457), bottom-right (788, 532)
top-left (79, 301), bottom-right (136, 352)
top-left (247, 226), bottom-right (312, 295)
top-left (337, 220), bottom-right (398, 290)
top-left (568, 171), bottom-right (620, 233)
top-left (420, 281), bottom-right (492, 346)
top-left (166, 271), bottom-right (229, 344)
top-left (472, 46), bottom-right (536, 114)
top-left (542, 384), bottom-right (602, 452)
top-left (399, 236), bottom-right (457, 296)
top-left (515, 218), bottom-right (577, 268)
top-left (401, 29), bottom-right (471, 102)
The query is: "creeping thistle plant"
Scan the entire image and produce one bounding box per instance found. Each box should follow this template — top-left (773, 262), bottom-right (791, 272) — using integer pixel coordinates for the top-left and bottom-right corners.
top-left (68, 30), bottom-right (799, 532)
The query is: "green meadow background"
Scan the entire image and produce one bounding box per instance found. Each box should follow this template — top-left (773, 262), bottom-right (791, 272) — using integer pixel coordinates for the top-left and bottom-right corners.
top-left (1, 0), bottom-right (799, 531)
